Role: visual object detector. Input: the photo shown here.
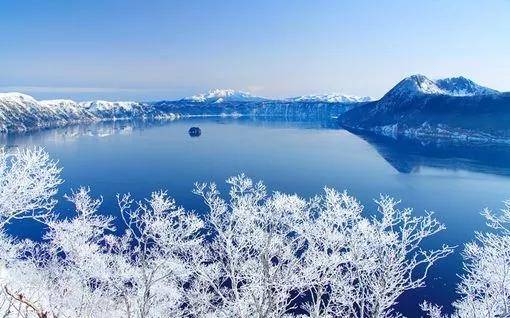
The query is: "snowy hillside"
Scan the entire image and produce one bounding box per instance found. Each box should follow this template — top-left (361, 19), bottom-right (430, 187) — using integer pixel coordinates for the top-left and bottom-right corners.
top-left (0, 93), bottom-right (178, 133)
top-left (0, 93), bottom-right (92, 132)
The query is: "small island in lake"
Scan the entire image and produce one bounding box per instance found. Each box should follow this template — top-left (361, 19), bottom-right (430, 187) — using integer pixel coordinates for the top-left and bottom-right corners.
top-left (188, 127), bottom-right (201, 137)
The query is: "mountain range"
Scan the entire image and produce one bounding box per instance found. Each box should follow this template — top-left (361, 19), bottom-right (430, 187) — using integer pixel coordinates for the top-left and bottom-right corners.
top-left (1, 76), bottom-right (509, 143)
top-left (181, 89), bottom-right (373, 104)
top-left (0, 90), bottom-right (368, 133)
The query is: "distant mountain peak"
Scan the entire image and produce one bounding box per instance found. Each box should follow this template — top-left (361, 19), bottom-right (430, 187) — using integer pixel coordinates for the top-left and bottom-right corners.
top-left (183, 89), bottom-right (266, 103)
top-left (288, 93), bottom-right (372, 103)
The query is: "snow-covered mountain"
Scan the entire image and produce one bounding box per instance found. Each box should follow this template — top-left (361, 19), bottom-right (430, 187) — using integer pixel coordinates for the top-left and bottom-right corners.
top-left (287, 93), bottom-right (371, 103)
top-left (339, 74), bottom-right (509, 143)
top-left (183, 89), bottom-right (266, 103)
top-left (383, 74), bottom-right (499, 100)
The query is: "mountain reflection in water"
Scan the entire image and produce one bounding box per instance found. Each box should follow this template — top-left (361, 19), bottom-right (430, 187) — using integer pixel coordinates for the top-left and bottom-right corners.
top-left (347, 129), bottom-right (510, 177)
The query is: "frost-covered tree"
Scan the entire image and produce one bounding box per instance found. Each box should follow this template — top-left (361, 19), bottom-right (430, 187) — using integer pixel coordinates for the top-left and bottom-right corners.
top-left (115, 190), bottom-right (204, 318)
top-left (296, 192), bottom-right (452, 318)
top-left (0, 147), bottom-right (62, 317)
top-left (186, 176), bottom-right (308, 317)
top-left (422, 201), bottom-right (510, 318)
top-left (0, 148), bottom-right (453, 317)
top-left (0, 147), bottom-right (61, 227)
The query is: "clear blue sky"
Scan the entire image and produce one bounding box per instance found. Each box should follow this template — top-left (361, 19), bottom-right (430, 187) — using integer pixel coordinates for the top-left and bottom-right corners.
top-left (1, 0), bottom-right (509, 101)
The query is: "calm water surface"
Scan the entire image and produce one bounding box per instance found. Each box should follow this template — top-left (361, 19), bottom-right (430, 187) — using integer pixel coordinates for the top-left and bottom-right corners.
top-left (2, 117), bottom-right (510, 317)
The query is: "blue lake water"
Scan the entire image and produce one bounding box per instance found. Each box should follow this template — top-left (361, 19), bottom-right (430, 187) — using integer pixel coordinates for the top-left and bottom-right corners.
top-left (2, 117), bottom-right (510, 316)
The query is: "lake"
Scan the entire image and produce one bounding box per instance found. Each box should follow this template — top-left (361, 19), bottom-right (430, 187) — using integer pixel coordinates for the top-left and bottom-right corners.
top-left (2, 117), bottom-right (510, 317)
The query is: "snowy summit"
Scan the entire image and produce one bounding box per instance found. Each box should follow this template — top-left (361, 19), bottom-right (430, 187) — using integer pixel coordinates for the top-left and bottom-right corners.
top-left (183, 89), bottom-right (266, 103)
top-left (435, 76), bottom-right (499, 96)
top-left (384, 74), bottom-right (446, 99)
